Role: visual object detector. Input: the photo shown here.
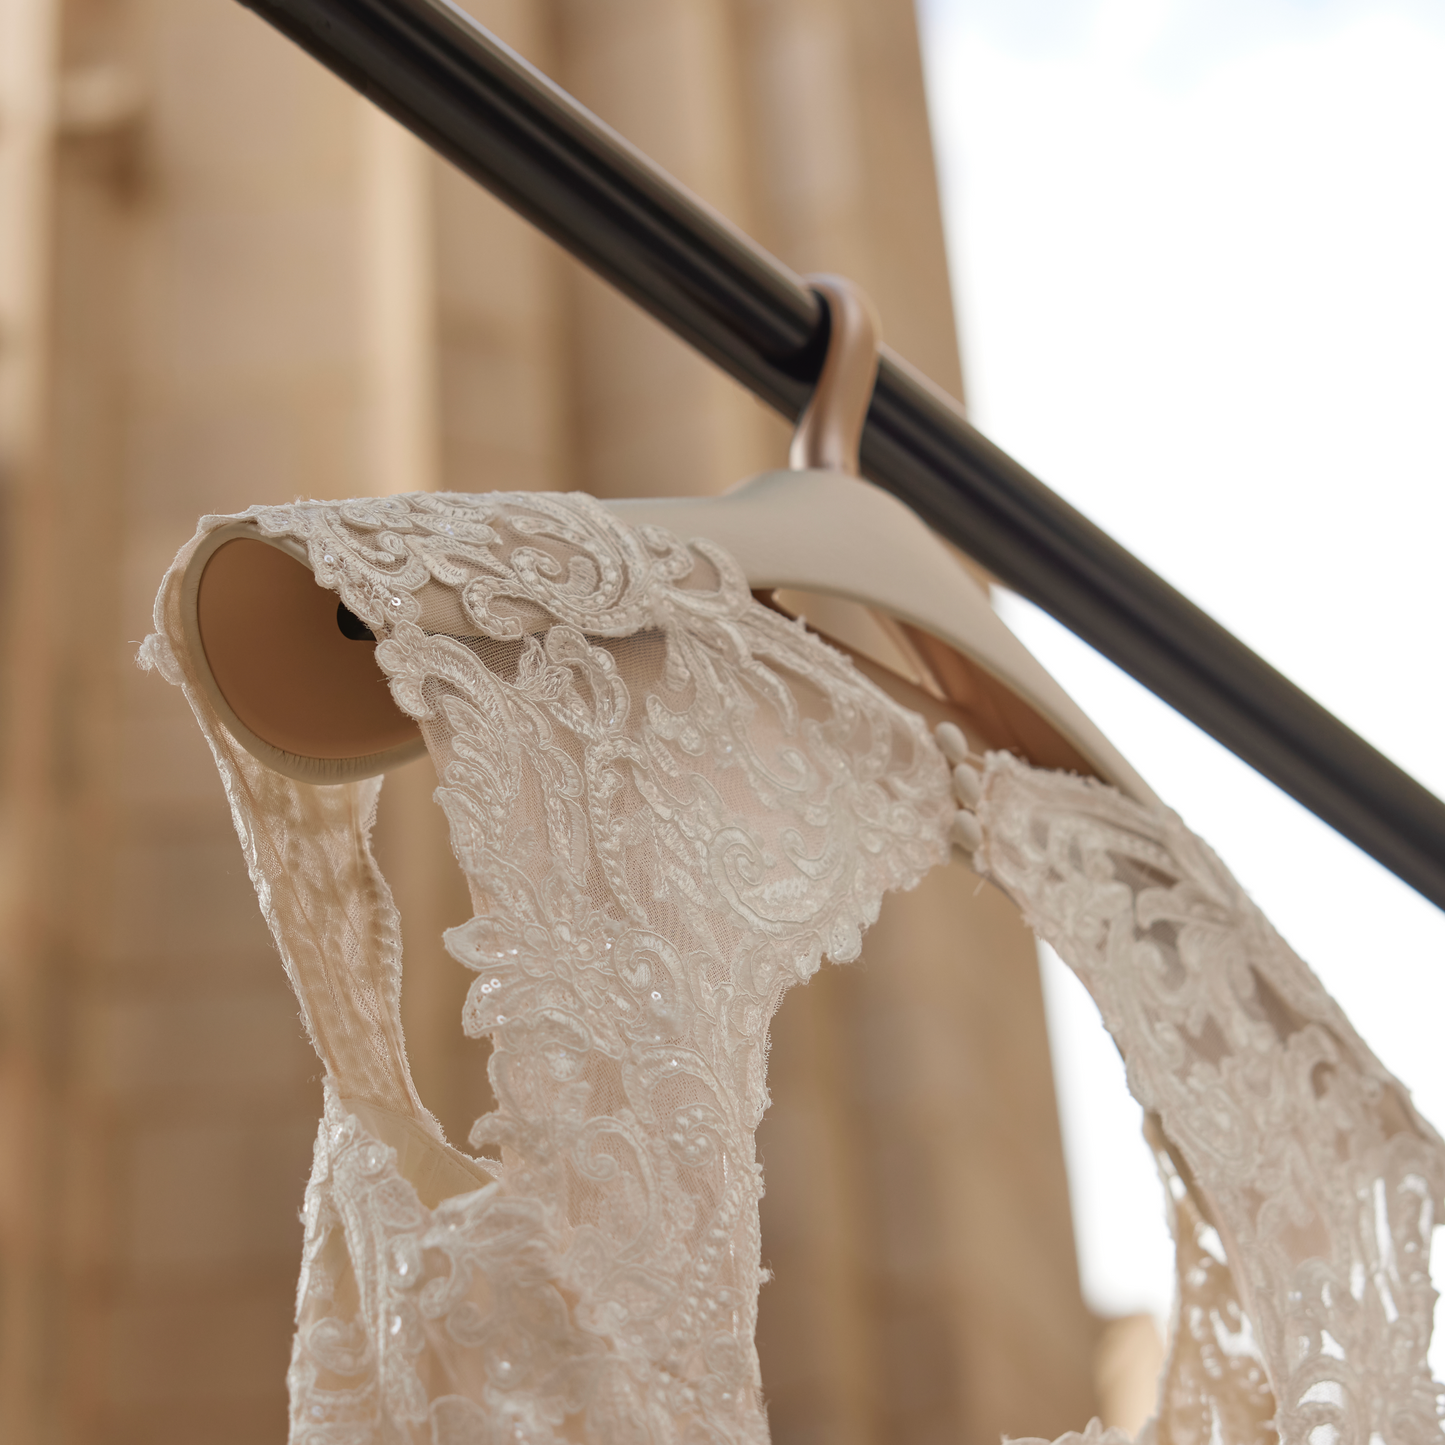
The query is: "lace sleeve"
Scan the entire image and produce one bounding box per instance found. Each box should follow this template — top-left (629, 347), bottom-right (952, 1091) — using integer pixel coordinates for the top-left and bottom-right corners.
top-left (974, 753), bottom-right (1445, 1445)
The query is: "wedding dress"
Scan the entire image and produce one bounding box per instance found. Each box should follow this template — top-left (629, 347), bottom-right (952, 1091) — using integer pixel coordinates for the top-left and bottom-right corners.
top-left (141, 489), bottom-right (1445, 1445)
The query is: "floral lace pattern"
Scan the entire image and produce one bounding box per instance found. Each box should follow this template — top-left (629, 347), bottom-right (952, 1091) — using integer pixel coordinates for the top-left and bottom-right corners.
top-left (142, 491), bottom-right (1445, 1445)
top-left (977, 754), bottom-right (1445, 1445)
top-left (146, 491), bottom-right (951, 1444)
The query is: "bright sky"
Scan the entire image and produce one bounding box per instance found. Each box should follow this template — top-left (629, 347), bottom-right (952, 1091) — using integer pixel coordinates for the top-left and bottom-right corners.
top-left (916, 0), bottom-right (1445, 1341)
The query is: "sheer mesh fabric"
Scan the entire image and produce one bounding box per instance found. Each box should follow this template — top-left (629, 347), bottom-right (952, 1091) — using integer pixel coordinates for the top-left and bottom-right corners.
top-left (142, 490), bottom-right (1445, 1445)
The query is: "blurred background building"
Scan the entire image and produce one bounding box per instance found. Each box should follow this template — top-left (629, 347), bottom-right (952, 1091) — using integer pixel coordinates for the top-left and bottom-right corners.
top-left (0, 1), bottom-right (1143, 1441)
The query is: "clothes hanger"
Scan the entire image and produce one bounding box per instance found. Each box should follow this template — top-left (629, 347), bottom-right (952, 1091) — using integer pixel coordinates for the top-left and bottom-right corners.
top-left (604, 277), bottom-right (1154, 804)
top-left (177, 275), bottom-right (1155, 806)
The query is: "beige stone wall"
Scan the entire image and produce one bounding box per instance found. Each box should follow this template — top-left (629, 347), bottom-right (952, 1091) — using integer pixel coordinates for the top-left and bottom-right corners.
top-left (0, 1), bottom-right (1101, 1440)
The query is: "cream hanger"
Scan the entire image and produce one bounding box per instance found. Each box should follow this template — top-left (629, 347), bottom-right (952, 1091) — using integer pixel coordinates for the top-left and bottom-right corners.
top-left (177, 275), bottom-right (1154, 804)
top-left (604, 277), bottom-right (1155, 803)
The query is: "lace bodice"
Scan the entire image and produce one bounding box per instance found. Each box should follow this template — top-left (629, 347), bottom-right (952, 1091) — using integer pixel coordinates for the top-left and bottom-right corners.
top-left (142, 490), bottom-right (1445, 1445)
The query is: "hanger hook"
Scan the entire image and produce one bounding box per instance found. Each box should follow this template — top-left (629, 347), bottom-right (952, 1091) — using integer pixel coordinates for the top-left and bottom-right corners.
top-left (788, 274), bottom-right (881, 475)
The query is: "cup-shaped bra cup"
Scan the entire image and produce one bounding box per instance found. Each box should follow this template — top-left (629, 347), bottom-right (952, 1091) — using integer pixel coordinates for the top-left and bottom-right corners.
top-left (195, 538), bottom-right (420, 761)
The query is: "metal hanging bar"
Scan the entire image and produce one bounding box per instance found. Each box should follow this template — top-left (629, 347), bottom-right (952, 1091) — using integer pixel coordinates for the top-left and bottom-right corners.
top-left (237, 0), bottom-right (1445, 913)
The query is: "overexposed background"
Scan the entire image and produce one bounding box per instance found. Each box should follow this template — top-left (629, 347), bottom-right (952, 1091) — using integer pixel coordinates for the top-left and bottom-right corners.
top-left (917, 0), bottom-right (1445, 1345)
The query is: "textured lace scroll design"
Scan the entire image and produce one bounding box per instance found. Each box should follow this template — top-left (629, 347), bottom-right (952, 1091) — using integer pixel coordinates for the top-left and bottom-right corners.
top-left (146, 491), bottom-right (951, 1445)
top-left (145, 489), bottom-right (1445, 1445)
top-left (977, 754), bottom-right (1445, 1445)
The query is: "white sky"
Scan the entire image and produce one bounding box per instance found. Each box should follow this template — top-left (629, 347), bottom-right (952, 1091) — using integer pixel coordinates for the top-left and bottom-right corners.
top-left (916, 0), bottom-right (1445, 1336)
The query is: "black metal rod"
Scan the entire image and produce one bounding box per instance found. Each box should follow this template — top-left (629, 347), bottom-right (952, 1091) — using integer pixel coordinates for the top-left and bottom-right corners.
top-left (237, 0), bottom-right (1445, 914)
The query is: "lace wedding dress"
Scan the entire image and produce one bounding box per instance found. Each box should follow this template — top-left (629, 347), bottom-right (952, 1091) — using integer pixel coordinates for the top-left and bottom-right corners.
top-left (142, 491), bottom-right (1445, 1445)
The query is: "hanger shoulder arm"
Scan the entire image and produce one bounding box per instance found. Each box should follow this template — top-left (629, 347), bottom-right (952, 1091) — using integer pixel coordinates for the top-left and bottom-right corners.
top-left (606, 472), bottom-right (1157, 805)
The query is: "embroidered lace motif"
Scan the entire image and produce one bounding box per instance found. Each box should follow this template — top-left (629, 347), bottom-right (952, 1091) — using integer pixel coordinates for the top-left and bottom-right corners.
top-left (975, 755), bottom-right (1445, 1445)
top-left (141, 491), bottom-right (1445, 1445)
top-left (144, 491), bottom-right (951, 1444)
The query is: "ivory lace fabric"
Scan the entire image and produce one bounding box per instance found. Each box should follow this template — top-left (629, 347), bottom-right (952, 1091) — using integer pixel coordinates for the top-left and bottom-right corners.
top-left (142, 491), bottom-right (1445, 1445)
